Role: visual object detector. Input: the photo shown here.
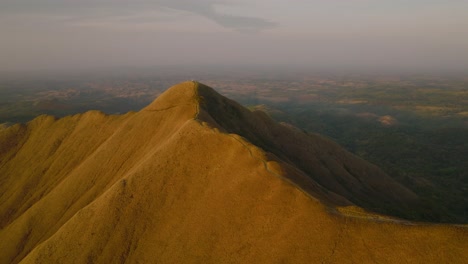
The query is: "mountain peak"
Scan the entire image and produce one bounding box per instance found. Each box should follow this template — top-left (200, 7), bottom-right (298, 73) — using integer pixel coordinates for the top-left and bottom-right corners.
top-left (144, 82), bottom-right (420, 214)
top-left (143, 81), bottom-right (226, 112)
top-left (143, 81), bottom-right (199, 111)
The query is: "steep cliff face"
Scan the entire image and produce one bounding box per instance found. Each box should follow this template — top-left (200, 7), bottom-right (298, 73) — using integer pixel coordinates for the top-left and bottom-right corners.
top-left (0, 81), bottom-right (466, 264)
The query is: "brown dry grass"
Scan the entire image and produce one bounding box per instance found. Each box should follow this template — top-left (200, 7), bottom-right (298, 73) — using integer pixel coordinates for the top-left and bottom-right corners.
top-left (0, 81), bottom-right (466, 263)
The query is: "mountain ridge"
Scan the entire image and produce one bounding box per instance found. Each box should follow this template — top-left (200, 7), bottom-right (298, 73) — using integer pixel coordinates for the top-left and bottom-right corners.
top-left (195, 81), bottom-right (418, 213)
top-left (0, 81), bottom-right (466, 263)
top-left (144, 81), bottom-right (416, 212)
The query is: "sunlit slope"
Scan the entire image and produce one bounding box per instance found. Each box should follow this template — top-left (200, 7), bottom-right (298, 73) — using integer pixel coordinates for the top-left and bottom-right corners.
top-left (0, 81), bottom-right (466, 263)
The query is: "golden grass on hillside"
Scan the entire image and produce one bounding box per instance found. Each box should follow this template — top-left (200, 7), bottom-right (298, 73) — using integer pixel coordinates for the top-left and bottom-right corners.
top-left (0, 81), bottom-right (466, 264)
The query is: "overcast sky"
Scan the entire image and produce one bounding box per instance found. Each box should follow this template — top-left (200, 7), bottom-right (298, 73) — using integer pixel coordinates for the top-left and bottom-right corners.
top-left (1, 0), bottom-right (468, 73)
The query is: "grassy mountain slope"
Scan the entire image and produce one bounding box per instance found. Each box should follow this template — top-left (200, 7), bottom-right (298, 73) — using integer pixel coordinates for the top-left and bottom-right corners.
top-left (0, 81), bottom-right (466, 263)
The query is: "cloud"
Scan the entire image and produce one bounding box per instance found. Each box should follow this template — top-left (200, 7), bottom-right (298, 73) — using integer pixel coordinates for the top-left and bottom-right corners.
top-left (159, 0), bottom-right (277, 32)
top-left (0, 0), bottom-right (278, 32)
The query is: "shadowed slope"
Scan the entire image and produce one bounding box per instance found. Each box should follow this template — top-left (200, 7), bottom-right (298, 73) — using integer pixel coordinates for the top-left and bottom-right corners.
top-left (195, 83), bottom-right (418, 216)
top-left (0, 81), bottom-right (466, 263)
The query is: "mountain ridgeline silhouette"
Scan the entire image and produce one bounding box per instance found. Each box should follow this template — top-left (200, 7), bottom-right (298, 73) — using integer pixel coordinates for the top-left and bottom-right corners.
top-left (0, 81), bottom-right (466, 263)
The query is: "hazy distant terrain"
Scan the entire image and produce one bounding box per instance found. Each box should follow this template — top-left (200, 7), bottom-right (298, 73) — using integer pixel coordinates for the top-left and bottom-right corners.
top-left (1, 72), bottom-right (467, 223)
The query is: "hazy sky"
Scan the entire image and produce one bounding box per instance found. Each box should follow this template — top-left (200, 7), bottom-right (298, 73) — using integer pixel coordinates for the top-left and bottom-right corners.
top-left (1, 0), bottom-right (468, 73)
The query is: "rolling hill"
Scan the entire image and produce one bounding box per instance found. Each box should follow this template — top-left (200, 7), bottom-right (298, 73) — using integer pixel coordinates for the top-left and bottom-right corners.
top-left (0, 81), bottom-right (466, 263)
